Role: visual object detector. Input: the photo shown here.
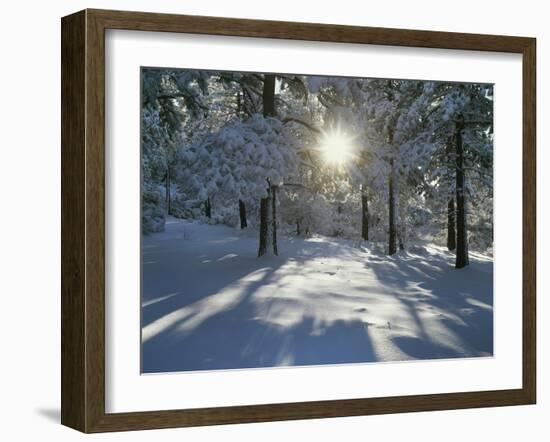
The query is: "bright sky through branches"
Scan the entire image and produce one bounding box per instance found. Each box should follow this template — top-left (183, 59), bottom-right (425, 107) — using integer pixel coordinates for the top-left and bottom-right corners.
top-left (319, 126), bottom-right (356, 166)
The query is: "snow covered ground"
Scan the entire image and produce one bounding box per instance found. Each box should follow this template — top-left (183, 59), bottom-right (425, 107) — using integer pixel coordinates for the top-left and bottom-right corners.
top-left (141, 218), bottom-right (493, 373)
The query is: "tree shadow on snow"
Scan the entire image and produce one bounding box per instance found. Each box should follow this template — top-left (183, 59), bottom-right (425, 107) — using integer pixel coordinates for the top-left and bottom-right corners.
top-left (366, 249), bottom-right (493, 360)
top-left (141, 220), bottom-right (493, 373)
top-left (143, 313), bottom-right (376, 373)
top-left (141, 260), bottom-right (377, 372)
top-left (141, 223), bottom-right (378, 373)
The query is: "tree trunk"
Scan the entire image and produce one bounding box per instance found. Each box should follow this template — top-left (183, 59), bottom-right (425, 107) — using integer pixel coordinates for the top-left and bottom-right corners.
top-left (262, 74), bottom-right (276, 118)
top-left (258, 74), bottom-right (277, 257)
top-left (398, 230), bottom-right (405, 251)
top-left (205, 197), bottom-right (211, 218)
top-left (258, 185), bottom-right (279, 257)
top-left (397, 198), bottom-right (405, 251)
top-left (239, 200), bottom-right (247, 229)
top-left (361, 186), bottom-right (369, 240)
top-left (165, 167), bottom-right (171, 215)
top-left (271, 186), bottom-right (278, 256)
top-left (446, 138), bottom-right (456, 251)
top-left (236, 91), bottom-right (242, 117)
top-left (258, 193), bottom-right (270, 257)
top-left (455, 115), bottom-right (469, 268)
top-left (388, 159), bottom-right (397, 255)
top-left (447, 197), bottom-right (456, 251)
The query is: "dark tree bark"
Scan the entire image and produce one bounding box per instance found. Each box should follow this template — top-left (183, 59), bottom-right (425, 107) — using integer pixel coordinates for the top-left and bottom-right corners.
top-left (258, 74), bottom-right (277, 257)
top-left (398, 229), bottom-right (405, 251)
top-left (236, 91), bottom-right (242, 117)
top-left (455, 115), bottom-right (469, 268)
top-left (271, 185), bottom-right (278, 256)
top-left (236, 87), bottom-right (247, 229)
top-left (204, 197), bottom-right (211, 218)
top-left (296, 219), bottom-right (301, 236)
top-left (257, 185), bottom-right (278, 256)
top-left (258, 193), bottom-right (269, 257)
top-left (447, 197), bottom-right (456, 251)
top-left (387, 114), bottom-right (397, 255)
top-left (262, 74), bottom-right (276, 118)
top-left (361, 187), bottom-right (369, 241)
top-left (445, 139), bottom-right (456, 251)
top-left (397, 198), bottom-right (406, 251)
top-left (388, 159), bottom-right (397, 255)
top-left (165, 167), bottom-right (171, 215)
top-left (239, 200), bottom-right (247, 229)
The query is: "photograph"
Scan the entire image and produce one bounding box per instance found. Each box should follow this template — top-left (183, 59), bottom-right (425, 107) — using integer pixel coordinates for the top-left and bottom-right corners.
top-left (140, 67), bottom-right (494, 374)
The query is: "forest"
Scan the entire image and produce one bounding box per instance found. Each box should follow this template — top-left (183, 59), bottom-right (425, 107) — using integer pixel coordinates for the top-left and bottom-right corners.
top-left (142, 68), bottom-right (493, 266)
top-left (140, 68), bottom-right (494, 372)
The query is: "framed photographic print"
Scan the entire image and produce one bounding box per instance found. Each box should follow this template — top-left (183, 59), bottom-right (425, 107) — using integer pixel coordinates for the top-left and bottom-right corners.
top-left (61, 9), bottom-right (536, 433)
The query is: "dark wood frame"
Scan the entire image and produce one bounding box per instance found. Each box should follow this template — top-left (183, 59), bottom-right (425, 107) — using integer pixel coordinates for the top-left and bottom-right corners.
top-left (61, 8), bottom-right (536, 433)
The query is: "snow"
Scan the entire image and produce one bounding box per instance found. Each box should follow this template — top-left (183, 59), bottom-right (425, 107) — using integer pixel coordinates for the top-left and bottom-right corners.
top-left (179, 115), bottom-right (297, 202)
top-left (142, 218), bottom-right (493, 373)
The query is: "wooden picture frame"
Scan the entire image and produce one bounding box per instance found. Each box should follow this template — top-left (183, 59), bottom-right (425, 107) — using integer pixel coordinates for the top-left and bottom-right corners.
top-left (61, 8), bottom-right (536, 433)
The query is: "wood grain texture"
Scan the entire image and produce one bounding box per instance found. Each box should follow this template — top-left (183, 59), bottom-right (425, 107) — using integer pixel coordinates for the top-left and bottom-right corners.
top-left (60, 8), bottom-right (537, 433)
top-left (89, 8), bottom-right (532, 53)
top-left (522, 38), bottom-right (536, 403)
top-left (85, 9), bottom-right (107, 433)
top-left (90, 389), bottom-right (532, 433)
top-left (61, 10), bottom-right (86, 432)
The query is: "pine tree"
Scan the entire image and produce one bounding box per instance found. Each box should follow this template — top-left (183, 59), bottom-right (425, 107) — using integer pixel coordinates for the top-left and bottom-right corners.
top-left (258, 74), bottom-right (278, 256)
